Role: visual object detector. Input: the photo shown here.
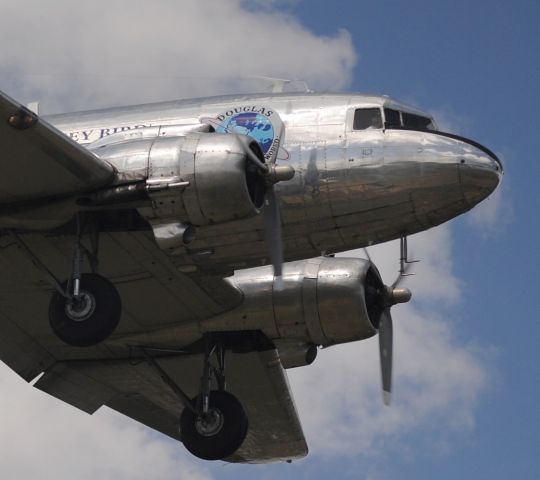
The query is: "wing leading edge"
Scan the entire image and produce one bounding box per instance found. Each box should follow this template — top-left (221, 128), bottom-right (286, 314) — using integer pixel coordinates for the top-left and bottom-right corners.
top-left (34, 349), bottom-right (308, 463)
top-left (0, 90), bottom-right (115, 204)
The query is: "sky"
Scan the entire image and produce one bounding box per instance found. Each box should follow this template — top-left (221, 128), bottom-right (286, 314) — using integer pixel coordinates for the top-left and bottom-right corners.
top-left (0, 0), bottom-right (538, 479)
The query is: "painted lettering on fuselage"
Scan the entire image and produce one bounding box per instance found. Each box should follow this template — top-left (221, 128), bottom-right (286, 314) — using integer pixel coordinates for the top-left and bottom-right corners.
top-left (68, 123), bottom-right (153, 144)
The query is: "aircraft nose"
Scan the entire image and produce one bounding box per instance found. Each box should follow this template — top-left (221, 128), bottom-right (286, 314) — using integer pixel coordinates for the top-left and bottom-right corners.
top-left (458, 140), bottom-right (502, 207)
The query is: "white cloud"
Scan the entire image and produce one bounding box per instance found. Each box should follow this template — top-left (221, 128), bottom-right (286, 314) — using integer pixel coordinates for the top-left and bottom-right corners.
top-left (0, 0), bottom-right (356, 113)
top-left (467, 176), bottom-right (513, 234)
top-left (289, 307), bottom-right (488, 457)
top-left (0, 363), bottom-right (211, 480)
top-left (427, 105), bottom-right (475, 137)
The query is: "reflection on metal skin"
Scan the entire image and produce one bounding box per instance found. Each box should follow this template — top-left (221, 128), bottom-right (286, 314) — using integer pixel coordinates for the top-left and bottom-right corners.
top-left (41, 93), bottom-right (503, 273)
top-left (203, 257), bottom-right (380, 349)
top-left (274, 340), bottom-right (318, 369)
top-left (151, 221), bottom-right (196, 250)
top-left (92, 132), bottom-right (267, 226)
top-left (458, 142), bottom-right (502, 208)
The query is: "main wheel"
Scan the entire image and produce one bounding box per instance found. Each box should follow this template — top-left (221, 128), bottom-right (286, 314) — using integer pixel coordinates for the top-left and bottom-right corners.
top-left (180, 390), bottom-right (248, 461)
top-left (49, 273), bottom-right (121, 347)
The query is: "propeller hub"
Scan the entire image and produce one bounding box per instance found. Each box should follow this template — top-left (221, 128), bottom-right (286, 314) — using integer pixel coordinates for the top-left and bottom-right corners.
top-left (391, 287), bottom-right (412, 305)
top-left (265, 164), bottom-right (295, 185)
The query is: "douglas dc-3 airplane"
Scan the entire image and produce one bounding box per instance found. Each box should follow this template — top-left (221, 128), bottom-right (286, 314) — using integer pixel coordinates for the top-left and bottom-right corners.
top-left (0, 88), bottom-right (501, 463)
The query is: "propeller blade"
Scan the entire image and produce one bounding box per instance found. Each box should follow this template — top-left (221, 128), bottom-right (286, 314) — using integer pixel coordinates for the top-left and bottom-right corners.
top-left (378, 308), bottom-right (393, 406)
top-left (263, 186), bottom-right (284, 288)
top-left (363, 247), bottom-right (373, 263)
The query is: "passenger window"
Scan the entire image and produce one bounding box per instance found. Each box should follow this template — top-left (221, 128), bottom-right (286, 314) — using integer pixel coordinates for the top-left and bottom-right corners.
top-left (353, 108), bottom-right (382, 130)
top-left (384, 109), bottom-right (401, 128)
top-left (402, 112), bottom-right (434, 130)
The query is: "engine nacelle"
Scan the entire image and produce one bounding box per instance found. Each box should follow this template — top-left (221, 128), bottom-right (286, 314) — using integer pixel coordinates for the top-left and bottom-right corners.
top-left (205, 257), bottom-right (382, 349)
top-left (95, 132), bottom-right (266, 226)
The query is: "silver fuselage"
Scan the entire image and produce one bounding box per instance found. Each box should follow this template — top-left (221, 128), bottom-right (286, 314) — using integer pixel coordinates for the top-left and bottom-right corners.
top-left (47, 92), bottom-right (501, 273)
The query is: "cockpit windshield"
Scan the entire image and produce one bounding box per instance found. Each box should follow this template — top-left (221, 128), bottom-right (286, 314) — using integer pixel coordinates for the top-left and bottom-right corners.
top-left (384, 108), bottom-right (436, 130)
top-left (352, 106), bottom-right (436, 131)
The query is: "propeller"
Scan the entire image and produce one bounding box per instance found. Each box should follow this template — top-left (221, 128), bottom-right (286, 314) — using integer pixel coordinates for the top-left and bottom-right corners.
top-left (200, 110), bottom-right (293, 284)
top-left (241, 137), bottom-right (294, 287)
top-left (365, 253), bottom-right (413, 406)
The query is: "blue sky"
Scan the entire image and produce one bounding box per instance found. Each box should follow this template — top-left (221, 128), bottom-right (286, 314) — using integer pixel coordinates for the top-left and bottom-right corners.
top-left (0, 1), bottom-right (538, 479)
top-left (276, 2), bottom-right (540, 478)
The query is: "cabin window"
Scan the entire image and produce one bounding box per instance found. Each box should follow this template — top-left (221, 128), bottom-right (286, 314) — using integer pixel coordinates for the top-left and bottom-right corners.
top-left (384, 108), bottom-right (401, 128)
top-left (402, 112), bottom-right (435, 130)
top-left (353, 108), bottom-right (383, 130)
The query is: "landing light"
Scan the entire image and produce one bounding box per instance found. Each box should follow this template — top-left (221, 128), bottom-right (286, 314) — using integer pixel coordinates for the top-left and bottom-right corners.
top-left (7, 108), bottom-right (38, 130)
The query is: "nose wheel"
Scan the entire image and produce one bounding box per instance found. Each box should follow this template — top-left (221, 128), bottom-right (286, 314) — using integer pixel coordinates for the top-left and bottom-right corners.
top-left (49, 273), bottom-right (121, 347)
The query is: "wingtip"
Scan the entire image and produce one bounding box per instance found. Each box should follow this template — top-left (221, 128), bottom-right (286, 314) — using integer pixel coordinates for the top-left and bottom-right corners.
top-left (383, 391), bottom-right (392, 406)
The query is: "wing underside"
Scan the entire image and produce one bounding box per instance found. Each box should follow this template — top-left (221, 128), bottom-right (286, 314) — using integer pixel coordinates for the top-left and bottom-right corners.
top-left (34, 349), bottom-right (308, 463)
top-left (0, 229), bottom-right (306, 462)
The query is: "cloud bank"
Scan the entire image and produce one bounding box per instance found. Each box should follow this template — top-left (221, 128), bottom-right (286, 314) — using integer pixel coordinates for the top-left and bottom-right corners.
top-left (0, 365), bottom-right (211, 480)
top-left (0, 0), bottom-right (356, 113)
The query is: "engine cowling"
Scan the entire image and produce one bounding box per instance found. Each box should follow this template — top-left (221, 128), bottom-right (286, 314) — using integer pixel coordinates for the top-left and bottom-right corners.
top-left (204, 257), bottom-right (383, 349)
top-left (95, 132), bottom-right (266, 226)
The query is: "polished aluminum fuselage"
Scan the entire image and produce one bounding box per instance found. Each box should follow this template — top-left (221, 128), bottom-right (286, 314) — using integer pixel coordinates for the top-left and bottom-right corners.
top-left (48, 93), bottom-right (501, 273)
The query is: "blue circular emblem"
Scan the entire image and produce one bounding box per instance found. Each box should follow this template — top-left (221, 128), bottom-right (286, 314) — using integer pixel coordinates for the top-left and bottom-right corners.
top-left (216, 112), bottom-right (275, 155)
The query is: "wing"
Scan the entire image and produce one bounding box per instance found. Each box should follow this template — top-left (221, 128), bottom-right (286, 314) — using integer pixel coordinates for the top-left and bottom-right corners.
top-left (0, 229), bottom-right (243, 381)
top-left (34, 349), bottom-right (308, 463)
top-left (0, 228), bottom-right (302, 461)
top-left (0, 90), bottom-right (115, 203)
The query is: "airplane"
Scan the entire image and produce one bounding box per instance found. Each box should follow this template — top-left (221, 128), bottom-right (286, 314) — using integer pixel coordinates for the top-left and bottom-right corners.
top-left (0, 88), bottom-right (501, 463)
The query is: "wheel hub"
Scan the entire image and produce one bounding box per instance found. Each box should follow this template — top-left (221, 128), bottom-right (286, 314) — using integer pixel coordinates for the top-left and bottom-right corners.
top-left (65, 291), bottom-right (96, 322)
top-left (195, 409), bottom-right (224, 437)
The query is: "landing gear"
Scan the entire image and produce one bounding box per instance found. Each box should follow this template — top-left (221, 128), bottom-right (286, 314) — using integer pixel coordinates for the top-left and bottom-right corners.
top-left (10, 214), bottom-right (122, 347)
top-left (47, 216), bottom-right (122, 347)
top-left (142, 335), bottom-right (249, 461)
top-left (49, 273), bottom-right (121, 347)
top-left (180, 390), bottom-right (248, 460)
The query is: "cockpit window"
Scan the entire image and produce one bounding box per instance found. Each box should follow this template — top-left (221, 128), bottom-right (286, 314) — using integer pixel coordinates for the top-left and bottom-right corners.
top-left (402, 112), bottom-right (434, 130)
top-left (353, 108), bottom-right (383, 130)
top-left (384, 108), bottom-right (401, 128)
top-left (384, 108), bottom-right (435, 130)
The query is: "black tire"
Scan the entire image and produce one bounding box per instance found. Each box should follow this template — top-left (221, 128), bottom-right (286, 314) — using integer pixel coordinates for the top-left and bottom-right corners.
top-left (180, 390), bottom-right (248, 461)
top-left (49, 273), bottom-right (121, 347)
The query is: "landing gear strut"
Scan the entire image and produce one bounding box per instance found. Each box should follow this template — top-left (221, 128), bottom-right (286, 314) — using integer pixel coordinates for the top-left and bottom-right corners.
top-left (180, 336), bottom-right (248, 460)
top-left (49, 217), bottom-right (121, 347)
top-left (10, 215), bottom-right (122, 347)
top-left (142, 336), bottom-right (248, 461)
